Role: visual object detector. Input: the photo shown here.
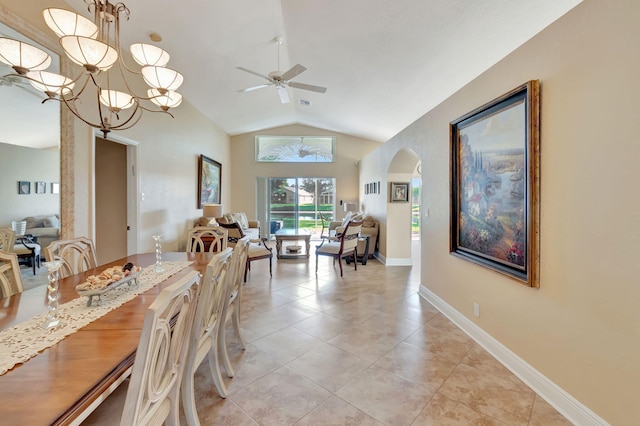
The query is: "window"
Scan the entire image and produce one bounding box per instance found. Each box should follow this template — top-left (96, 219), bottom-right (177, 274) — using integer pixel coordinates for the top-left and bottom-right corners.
top-left (256, 136), bottom-right (335, 163)
top-left (257, 177), bottom-right (335, 238)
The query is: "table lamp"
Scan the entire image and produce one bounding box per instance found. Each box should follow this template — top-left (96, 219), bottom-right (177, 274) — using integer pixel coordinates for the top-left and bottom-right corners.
top-left (344, 202), bottom-right (358, 212)
top-left (203, 204), bottom-right (223, 225)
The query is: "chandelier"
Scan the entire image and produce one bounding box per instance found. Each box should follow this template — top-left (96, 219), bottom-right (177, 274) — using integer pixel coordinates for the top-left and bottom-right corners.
top-left (0, 1), bottom-right (184, 137)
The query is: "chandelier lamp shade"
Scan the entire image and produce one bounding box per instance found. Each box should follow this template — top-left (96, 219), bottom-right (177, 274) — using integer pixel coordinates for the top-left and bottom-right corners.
top-left (0, 0), bottom-right (185, 137)
top-left (0, 38), bottom-right (52, 75)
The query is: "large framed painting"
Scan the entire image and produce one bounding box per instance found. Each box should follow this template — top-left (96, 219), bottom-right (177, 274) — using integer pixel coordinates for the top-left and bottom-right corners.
top-left (197, 155), bottom-right (221, 209)
top-left (450, 80), bottom-right (540, 287)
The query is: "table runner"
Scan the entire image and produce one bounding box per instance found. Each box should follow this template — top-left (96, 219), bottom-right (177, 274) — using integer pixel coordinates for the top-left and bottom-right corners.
top-left (0, 261), bottom-right (194, 375)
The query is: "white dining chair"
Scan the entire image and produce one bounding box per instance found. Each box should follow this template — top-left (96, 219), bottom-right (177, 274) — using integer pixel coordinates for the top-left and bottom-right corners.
top-left (186, 226), bottom-right (228, 253)
top-left (82, 270), bottom-right (201, 425)
top-left (45, 237), bottom-right (98, 278)
top-left (182, 248), bottom-right (233, 426)
top-left (0, 251), bottom-right (24, 298)
top-left (218, 236), bottom-right (250, 378)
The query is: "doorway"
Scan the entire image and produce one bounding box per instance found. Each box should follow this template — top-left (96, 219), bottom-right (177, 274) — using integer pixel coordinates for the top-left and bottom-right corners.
top-left (94, 135), bottom-right (139, 264)
top-left (95, 137), bottom-right (126, 264)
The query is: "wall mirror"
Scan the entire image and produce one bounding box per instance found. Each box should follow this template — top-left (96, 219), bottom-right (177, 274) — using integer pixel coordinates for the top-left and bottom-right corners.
top-left (0, 5), bottom-right (74, 241)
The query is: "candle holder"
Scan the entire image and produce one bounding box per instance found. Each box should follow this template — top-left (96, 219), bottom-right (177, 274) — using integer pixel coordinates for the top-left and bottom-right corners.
top-left (152, 234), bottom-right (164, 273)
top-left (41, 260), bottom-right (64, 329)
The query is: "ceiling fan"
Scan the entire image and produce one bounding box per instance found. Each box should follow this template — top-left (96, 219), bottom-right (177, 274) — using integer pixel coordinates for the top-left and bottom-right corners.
top-left (236, 37), bottom-right (327, 104)
top-left (0, 68), bottom-right (43, 100)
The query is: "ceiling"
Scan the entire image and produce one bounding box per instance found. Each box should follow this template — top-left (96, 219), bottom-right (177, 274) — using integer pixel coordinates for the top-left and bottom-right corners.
top-left (122, 0), bottom-right (582, 143)
top-left (6, 0), bottom-right (584, 147)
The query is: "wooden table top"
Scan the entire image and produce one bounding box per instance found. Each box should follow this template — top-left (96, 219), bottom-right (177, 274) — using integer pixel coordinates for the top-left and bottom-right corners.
top-left (0, 252), bottom-right (213, 426)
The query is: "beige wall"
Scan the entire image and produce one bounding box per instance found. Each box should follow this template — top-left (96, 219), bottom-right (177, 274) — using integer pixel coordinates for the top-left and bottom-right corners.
top-left (229, 124), bottom-right (380, 221)
top-left (361, 0), bottom-right (639, 423)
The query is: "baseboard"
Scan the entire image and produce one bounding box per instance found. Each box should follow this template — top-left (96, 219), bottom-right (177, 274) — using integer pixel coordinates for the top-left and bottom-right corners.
top-left (418, 285), bottom-right (609, 426)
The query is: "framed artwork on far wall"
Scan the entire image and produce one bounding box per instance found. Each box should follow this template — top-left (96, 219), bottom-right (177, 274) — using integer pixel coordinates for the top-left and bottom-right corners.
top-left (390, 182), bottom-right (409, 202)
top-left (18, 181), bottom-right (30, 194)
top-left (197, 154), bottom-right (221, 209)
top-left (450, 80), bottom-right (540, 288)
top-left (51, 182), bottom-right (60, 194)
top-left (35, 181), bottom-right (46, 194)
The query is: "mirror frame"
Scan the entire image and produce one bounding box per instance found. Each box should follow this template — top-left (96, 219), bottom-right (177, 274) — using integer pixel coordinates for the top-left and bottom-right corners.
top-left (0, 4), bottom-right (74, 238)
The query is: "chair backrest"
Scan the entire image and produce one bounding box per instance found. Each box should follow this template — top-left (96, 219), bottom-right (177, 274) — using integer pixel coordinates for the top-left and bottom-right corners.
top-left (121, 270), bottom-right (201, 425)
top-left (186, 226), bottom-right (228, 253)
top-left (0, 228), bottom-right (16, 253)
top-left (218, 222), bottom-right (245, 245)
top-left (340, 221), bottom-right (363, 253)
top-left (0, 251), bottom-right (23, 298)
top-left (187, 248), bottom-right (233, 367)
top-left (226, 236), bottom-right (250, 306)
top-left (10, 221), bottom-right (26, 236)
top-left (45, 237), bottom-right (98, 278)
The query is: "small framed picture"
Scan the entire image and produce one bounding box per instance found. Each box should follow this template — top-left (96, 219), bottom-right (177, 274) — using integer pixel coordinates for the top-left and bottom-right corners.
top-left (35, 181), bottom-right (46, 194)
top-left (18, 181), bottom-right (30, 194)
top-left (51, 182), bottom-right (60, 194)
top-left (390, 182), bottom-right (409, 202)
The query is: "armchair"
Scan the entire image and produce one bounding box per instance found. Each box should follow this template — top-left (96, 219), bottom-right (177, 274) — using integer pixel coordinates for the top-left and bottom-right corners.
top-left (315, 220), bottom-right (363, 277)
top-left (218, 222), bottom-right (272, 281)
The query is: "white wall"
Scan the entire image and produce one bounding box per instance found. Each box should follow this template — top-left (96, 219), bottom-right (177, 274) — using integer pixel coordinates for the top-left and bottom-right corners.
top-left (360, 0), bottom-right (639, 423)
top-left (0, 142), bottom-right (59, 226)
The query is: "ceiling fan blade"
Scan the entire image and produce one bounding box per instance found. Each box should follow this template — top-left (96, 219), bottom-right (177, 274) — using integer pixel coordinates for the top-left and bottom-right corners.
top-left (236, 66), bottom-right (271, 81)
top-left (276, 85), bottom-right (290, 104)
top-left (288, 81), bottom-right (327, 93)
top-left (237, 84), bottom-right (272, 93)
top-left (280, 64), bottom-right (307, 81)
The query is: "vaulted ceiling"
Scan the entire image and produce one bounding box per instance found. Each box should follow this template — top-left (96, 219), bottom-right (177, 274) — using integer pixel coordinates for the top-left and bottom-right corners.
top-left (5, 0), bottom-right (584, 147)
top-left (122, 0), bottom-right (581, 142)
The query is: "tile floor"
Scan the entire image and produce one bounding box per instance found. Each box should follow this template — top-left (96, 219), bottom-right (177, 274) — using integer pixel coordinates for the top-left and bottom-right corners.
top-left (184, 253), bottom-right (573, 425)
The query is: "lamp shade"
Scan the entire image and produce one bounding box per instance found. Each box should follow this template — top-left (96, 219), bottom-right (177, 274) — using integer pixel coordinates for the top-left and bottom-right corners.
top-left (344, 202), bottom-right (358, 212)
top-left (141, 66), bottom-right (183, 92)
top-left (203, 204), bottom-right (222, 219)
top-left (27, 71), bottom-right (74, 96)
top-left (0, 38), bottom-right (52, 75)
top-left (60, 35), bottom-right (117, 71)
top-left (130, 43), bottom-right (170, 67)
top-left (99, 90), bottom-right (136, 112)
top-left (43, 8), bottom-right (98, 39)
top-left (148, 88), bottom-right (182, 110)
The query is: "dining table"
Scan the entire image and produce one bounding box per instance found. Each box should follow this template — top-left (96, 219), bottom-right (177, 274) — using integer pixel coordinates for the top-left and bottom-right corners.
top-left (0, 251), bottom-right (214, 426)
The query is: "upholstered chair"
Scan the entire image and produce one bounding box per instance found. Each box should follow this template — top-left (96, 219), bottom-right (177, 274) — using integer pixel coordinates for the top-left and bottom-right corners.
top-left (0, 228), bottom-right (41, 275)
top-left (315, 221), bottom-right (363, 277)
top-left (218, 222), bottom-right (272, 281)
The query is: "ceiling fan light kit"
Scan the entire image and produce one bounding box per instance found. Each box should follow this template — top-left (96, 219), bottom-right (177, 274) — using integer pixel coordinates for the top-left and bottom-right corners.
top-left (237, 37), bottom-right (327, 104)
top-left (0, 0), bottom-right (185, 137)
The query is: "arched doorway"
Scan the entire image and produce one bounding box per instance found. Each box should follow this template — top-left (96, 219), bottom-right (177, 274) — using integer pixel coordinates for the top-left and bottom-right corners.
top-left (386, 149), bottom-right (421, 267)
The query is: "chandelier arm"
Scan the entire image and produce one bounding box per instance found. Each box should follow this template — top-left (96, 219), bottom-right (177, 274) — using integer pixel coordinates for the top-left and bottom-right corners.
top-left (138, 104), bottom-right (176, 116)
top-left (106, 106), bottom-right (144, 132)
top-left (63, 72), bottom-right (92, 102)
top-left (112, 4), bottom-right (140, 76)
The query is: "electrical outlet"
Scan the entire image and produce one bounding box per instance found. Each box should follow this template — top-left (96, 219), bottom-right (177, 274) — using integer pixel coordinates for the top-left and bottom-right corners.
top-left (473, 303), bottom-right (480, 317)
